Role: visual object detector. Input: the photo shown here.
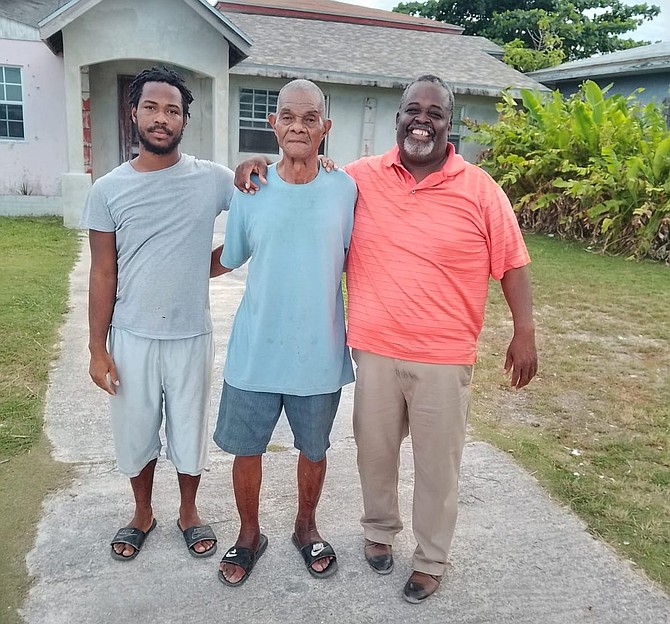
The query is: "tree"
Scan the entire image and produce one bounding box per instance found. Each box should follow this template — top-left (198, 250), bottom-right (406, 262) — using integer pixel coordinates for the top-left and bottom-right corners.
top-left (502, 18), bottom-right (565, 72)
top-left (393, 0), bottom-right (660, 62)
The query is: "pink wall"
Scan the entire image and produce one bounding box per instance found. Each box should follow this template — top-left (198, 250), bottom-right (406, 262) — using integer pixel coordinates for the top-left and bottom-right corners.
top-left (0, 39), bottom-right (67, 196)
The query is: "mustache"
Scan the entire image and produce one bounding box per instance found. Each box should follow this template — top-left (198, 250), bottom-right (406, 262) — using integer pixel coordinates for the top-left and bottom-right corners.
top-left (147, 124), bottom-right (173, 135)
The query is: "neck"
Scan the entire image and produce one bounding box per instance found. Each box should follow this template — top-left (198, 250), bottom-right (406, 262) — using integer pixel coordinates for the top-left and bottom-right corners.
top-left (131, 148), bottom-right (181, 172)
top-left (400, 152), bottom-right (448, 184)
top-left (276, 157), bottom-right (319, 184)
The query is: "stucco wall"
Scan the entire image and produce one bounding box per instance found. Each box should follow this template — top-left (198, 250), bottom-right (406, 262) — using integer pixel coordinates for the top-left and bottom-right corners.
top-left (227, 75), bottom-right (499, 166)
top-left (0, 38), bottom-right (67, 196)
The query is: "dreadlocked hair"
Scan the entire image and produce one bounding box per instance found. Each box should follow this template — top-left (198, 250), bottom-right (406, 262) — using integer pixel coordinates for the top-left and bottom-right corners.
top-left (129, 66), bottom-right (194, 118)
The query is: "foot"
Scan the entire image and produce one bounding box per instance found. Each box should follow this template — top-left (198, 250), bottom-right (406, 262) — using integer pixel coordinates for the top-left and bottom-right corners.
top-left (364, 539), bottom-right (393, 574)
top-left (178, 509), bottom-right (216, 556)
top-left (111, 518), bottom-right (157, 561)
top-left (219, 533), bottom-right (263, 585)
top-left (111, 513), bottom-right (155, 559)
top-left (291, 533), bottom-right (338, 579)
top-left (403, 571), bottom-right (442, 604)
top-left (293, 528), bottom-right (334, 574)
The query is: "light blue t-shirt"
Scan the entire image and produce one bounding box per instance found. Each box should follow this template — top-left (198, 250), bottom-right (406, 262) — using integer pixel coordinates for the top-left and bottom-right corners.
top-left (221, 164), bottom-right (357, 396)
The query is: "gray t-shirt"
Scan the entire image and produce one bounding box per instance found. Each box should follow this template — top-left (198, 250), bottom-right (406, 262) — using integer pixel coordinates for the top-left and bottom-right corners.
top-left (81, 154), bottom-right (233, 339)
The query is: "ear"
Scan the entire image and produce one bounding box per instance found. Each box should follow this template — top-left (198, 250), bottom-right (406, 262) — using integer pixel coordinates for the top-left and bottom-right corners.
top-left (268, 113), bottom-right (277, 128)
top-left (395, 110), bottom-right (400, 129)
top-left (323, 118), bottom-right (332, 136)
top-left (131, 106), bottom-right (137, 124)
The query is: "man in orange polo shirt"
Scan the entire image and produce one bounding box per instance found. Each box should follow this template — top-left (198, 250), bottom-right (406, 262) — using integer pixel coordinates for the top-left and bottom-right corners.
top-left (234, 74), bottom-right (538, 604)
top-left (344, 75), bottom-right (537, 603)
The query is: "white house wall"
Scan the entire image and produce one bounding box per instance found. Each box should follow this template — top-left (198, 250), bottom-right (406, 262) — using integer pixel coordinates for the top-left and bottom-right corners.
top-left (0, 38), bottom-right (67, 195)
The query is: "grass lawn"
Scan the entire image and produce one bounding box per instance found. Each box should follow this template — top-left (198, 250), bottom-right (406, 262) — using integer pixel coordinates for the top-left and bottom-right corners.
top-left (0, 217), bottom-right (79, 624)
top-left (473, 234), bottom-right (670, 590)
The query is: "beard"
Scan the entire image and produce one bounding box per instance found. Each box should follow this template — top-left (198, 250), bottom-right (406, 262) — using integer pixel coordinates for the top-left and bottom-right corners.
top-left (403, 135), bottom-right (435, 160)
top-left (138, 125), bottom-right (184, 155)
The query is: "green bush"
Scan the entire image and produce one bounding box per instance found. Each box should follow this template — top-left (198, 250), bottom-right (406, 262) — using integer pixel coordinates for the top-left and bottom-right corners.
top-left (467, 82), bottom-right (670, 262)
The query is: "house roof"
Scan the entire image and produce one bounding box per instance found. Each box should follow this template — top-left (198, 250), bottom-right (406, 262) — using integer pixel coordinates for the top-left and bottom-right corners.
top-left (221, 10), bottom-right (544, 97)
top-left (528, 41), bottom-right (670, 84)
top-left (217, 0), bottom-right (463, 33)
top-left (0, 0), bottom-right (63, 27)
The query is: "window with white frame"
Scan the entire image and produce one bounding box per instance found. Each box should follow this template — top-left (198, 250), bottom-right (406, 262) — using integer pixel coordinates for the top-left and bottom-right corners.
top-left (0, 66), bottom-right (24, 140)
top-left (449, 105), bottom-right (464, 153)
top-left (239, 88), bottom-right (279, 153)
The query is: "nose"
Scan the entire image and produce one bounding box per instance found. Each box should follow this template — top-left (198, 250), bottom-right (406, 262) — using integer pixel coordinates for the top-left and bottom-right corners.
top-left (414, 109), bottom-right (430, 123)
top-left (154, 109), bottom-right (169, 125)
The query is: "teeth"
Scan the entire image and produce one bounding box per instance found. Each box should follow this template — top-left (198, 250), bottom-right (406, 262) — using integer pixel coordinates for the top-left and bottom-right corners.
top-left (411, 129), bottom-right (430, 136)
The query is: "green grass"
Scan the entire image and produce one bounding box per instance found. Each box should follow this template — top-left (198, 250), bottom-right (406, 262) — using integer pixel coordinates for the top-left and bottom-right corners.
top-left (0, 217), bottom-right (79, 623)
top-left (473, 234), bottom-right (670, 589)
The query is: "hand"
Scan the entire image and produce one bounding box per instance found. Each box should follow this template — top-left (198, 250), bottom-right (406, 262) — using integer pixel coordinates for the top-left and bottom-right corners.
top-left (503, 328), bottom-right (538, 389)
top-left (318, 155), bottom-right (339, 172)
top-left (234, 156), bottom-right (269, 194)
top-left (89, 350), bottom-right (120, 395)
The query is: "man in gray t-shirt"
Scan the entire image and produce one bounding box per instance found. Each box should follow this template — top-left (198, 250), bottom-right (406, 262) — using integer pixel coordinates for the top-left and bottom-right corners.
top-left (81, 66), bottom-right (232, 562)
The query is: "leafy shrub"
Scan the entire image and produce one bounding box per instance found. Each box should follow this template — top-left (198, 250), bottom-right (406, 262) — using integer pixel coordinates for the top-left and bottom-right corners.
top-left (467, 82), bottom-right (670, 262)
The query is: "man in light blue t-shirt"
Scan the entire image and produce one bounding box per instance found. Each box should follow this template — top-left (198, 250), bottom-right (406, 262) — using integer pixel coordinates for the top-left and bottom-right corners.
top-left (212, 79), bottom-right (356, 587)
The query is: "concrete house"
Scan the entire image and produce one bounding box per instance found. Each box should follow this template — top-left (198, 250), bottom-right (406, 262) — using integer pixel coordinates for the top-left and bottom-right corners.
top-left (528, 41), bottom-right (670, 105)
top-left (0, 0), bottom-right (545, 226)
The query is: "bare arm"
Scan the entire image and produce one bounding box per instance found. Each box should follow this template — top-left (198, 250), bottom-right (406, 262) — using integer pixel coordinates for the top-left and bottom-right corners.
top-left (210, 245), bottom-right (232, 278)
top-left (500, 265), bottom-right (538, 389)
top-left (87, 230), bottom-right (119, 395)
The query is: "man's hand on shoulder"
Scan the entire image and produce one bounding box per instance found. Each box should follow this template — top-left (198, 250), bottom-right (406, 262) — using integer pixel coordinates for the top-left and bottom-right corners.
top-left (234, 155), bottom-right (271, 194)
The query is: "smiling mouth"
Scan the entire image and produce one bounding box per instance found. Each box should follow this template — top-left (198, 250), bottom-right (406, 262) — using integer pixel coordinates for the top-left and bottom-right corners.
top-left (409, 127), bottom-right (432, 138)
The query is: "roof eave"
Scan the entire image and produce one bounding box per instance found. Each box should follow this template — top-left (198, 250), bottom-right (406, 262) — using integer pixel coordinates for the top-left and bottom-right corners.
top-left (528, 58), bottom-right (670, 83)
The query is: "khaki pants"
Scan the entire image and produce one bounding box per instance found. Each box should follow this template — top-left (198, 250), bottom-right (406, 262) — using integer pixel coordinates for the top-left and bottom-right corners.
top-left (352, 349), bottom-right (472, 576)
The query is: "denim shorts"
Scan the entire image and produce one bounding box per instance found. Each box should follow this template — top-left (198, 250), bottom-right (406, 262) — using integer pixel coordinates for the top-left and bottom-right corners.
top-left (213, 381), bottom-right (342, 462)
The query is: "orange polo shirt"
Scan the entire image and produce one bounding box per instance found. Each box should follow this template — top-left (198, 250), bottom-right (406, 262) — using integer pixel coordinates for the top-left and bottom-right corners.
top-left (344, 144), bottom-right (530, 365)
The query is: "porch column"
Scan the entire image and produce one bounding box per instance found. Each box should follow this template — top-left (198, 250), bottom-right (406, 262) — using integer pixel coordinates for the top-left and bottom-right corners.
top-left (62, 60), bottom-right (92, 228)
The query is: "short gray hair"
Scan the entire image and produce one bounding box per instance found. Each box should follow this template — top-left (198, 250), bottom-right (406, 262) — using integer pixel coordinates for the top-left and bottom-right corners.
top-left (277, 79), bottom-right (327, 118)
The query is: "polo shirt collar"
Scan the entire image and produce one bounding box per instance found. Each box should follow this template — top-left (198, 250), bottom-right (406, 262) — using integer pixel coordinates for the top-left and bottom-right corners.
top-left (382, 143), bottom-right (466, 180)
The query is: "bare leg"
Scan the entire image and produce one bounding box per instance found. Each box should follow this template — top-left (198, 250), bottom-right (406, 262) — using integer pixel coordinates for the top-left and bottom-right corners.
top-left (294, 452), bottom-right (332, 573)
top-left (220, 455), bottom-right (263, 584)
top-left (113, 458), bottom-right (156, 558)
top-left (177, 472), bottom-right (215, 554)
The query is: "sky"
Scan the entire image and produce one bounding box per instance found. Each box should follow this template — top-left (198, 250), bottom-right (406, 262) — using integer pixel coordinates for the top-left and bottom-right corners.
top-left (335, 0), bottom-right (670, 42)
